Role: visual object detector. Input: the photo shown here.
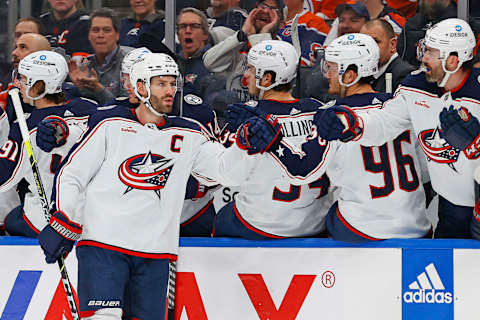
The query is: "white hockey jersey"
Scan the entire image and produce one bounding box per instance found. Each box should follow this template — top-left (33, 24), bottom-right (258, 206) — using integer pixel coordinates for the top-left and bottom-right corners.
top-left (359, 69), bottom-right (480, 207)
top-left (0, 98), bottom-right (97, 233)
top-left (266, 93), bottom-right (430, 239)
top-left (52, 106), bottom-right (253, 258)
top-left (222, 98), bottom-right (333, 237)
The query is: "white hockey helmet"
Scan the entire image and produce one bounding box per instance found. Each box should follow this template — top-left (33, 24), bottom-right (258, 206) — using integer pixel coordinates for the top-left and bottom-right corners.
top-left (247, 40), bottom-right (299, 97)
top-left (18, 50), bottom-right (68, 101)
top-left (129, 52), bottom-right (180, 116)
top-left (423, 18), bottom-right (476, 87)
top-left (323, 33), bottom-right (379, 87)
top-left (121, 47), bottom-right (152, 75)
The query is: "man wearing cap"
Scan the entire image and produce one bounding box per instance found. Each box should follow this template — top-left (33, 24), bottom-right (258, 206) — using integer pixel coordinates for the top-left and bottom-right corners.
top-left (336, 1), bottom-right (370, 36)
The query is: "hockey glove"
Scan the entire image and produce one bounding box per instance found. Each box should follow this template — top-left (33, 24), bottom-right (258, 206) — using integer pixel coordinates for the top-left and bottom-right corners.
top-left (36, 116), bottom-right (69, 152)
top-left (236, 114), bottom-right (283, 155)
top-left (440, 106), bottom-right (480, 158)
top-left (314, 105), bottom-right (362, 142)
top-left (38, 211), bottom-right (82, 264)
top-left (225, 104), bottom-right (263, 132)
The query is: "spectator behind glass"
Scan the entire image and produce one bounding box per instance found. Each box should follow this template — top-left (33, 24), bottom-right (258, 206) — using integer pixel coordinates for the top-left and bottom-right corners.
top-left (14, 18), bottom-right (45, 43)
top-left (0, 18), bottom-right (46, 91)
top-left (68, 8), bottom-right (132, 105)
top-left (361, 0), bottom-right (406, 36)
top-left (336, 2), bottom-right (370, 36)
top-left (176, 7), bottom-right (211, 93)
top-left (40, 0), bottom-right (93, 58)
top-left (119, 0), bottom-right (165, 48)
top-left (206, 0), bottom-right (248, 31)
top-left (360, 19), bottom-right (414, 93)
top-left (203, 0), bottom-right (282, 107)
top-left (397, 0), bottom-right (480, 68)
top-left (279, 0), bottom-right (330, 66)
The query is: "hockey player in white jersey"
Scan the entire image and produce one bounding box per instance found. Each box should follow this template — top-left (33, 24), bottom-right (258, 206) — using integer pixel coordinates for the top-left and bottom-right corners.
top-left (108, 46), bottom-right (219, 236)
top-left (37, 52), bottom-right (279, 319)
top-left (241, 34), bottom-right (430, 242)
top-left (214, 40), bottom-right (332, 239)
top-left (0, 50), bottom-right (98, 237)
top-left (314, 19), bottom-right (479, 239)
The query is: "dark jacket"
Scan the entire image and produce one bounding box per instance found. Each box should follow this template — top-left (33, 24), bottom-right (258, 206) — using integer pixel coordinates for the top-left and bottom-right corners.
top-left (397, 1), bottom-right (480, 68)
top-left (372, 54), bottom-right (415, 93)
top-left (119, 11), bottom-right (165, 48)
top-left (40, 9), bottom-right (93, 56)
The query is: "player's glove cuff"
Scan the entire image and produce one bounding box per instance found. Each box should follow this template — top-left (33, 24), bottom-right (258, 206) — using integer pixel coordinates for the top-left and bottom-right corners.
top-left (49, 210), bottom-right (82, 241)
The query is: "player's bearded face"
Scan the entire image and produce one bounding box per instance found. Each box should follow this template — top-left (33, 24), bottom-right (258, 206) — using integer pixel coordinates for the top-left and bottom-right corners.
top-left (149, 76), bottom-right (177, 114)
top-left (421, 47), bottom-right (445, 84)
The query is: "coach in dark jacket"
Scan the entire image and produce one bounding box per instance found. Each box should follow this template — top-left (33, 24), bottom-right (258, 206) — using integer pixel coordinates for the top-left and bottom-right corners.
top-left (361, 19), bottom-right (414, 93)
top-left (397, 0), bottom-right (480, 68)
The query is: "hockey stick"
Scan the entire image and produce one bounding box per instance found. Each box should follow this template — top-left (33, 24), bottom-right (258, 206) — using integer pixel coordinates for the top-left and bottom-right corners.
top-left (167, 260), bottom-right (177, 320)
top-left (9, 88), bottom-right (80, 320)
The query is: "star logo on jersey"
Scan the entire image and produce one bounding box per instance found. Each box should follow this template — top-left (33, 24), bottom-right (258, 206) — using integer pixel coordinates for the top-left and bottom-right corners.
top-left (118, 151), bottom-right (174, 198)
top-left (276, 145), bottom-right (285, 157)
top-left (418, 127), bottom-right (460, 172)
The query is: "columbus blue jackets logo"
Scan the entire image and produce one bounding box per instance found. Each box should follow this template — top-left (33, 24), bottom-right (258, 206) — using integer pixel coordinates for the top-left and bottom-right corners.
top-left (118, 151), bottom-right (173, 198)
top-left (418, 127), bottom-right (460, 171)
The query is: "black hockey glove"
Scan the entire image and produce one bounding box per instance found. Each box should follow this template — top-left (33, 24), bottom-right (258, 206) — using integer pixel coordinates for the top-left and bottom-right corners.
top-left (440, 105), bottom-right (480, 159)
top-left (36, 116), bottom-right (69, 152)
top-left (236, 114), bottom-right (283, 155)
top-left (314, 105), bottom-right (362, 142)
top-left (38, 211), bottom-right (82, 264)
top-left (224, 104), bottom-right (262, 133)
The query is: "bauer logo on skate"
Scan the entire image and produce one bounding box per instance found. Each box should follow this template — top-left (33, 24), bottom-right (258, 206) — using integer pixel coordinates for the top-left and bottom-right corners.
top-left (118, 151), bottom-right (174, 198)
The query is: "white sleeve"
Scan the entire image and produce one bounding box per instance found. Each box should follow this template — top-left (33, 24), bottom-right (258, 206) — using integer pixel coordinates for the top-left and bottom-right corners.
top-left (0, 108), bottom-right (8, 145)
top-left (53, 122), bottom-right (106, 222)
top-left (202, 32), bottom-right (272, 73)
top-left (358, 92), bottom-right (413, 146)
top-left (202, 32), bottom-right (244, 73)
top-left (191, 140), bottom-right (257, 187)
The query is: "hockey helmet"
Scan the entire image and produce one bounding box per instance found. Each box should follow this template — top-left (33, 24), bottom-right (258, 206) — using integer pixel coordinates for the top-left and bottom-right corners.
top-left (129, 52), bottom-right (180, 116)
top-left (247, 40), bottom-right (299, 96)
top-left (18, 50), bottom-right (68, 101)
top-left (322, 33), bottom-right (379, 87)
top-left (423, 18), bottom-right (475, 87)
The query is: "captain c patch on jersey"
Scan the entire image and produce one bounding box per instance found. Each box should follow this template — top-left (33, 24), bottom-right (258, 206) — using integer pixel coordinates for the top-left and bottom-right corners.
top-left (118, 151), bottom-right (174, 198)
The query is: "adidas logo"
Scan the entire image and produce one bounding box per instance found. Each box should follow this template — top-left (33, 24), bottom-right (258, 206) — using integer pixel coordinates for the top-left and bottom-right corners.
top-left (372, 98), bottom-right (382, 105)
top-left (64, 110), bottom-right (74, 117)
top-left (403, 263), bottom-right (452, 304)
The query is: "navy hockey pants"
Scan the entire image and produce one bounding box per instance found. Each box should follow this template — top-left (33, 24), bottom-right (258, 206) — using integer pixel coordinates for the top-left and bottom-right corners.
top-left (326, 202), bottom-right (383, 243)
top-left (76, 245), bottom-right (169, 320)
top-left (213, 201), bottom-right (285, 239)
top-left (4, 205), bottom-right (38, 238)
top-left (435, 196), bottom-right (473, 239)
top-left (180, 199), bottom-right (216, 237)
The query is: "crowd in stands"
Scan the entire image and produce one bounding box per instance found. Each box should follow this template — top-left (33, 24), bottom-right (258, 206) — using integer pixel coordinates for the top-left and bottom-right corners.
top-left (2, 0), bottom-right (480, 242)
